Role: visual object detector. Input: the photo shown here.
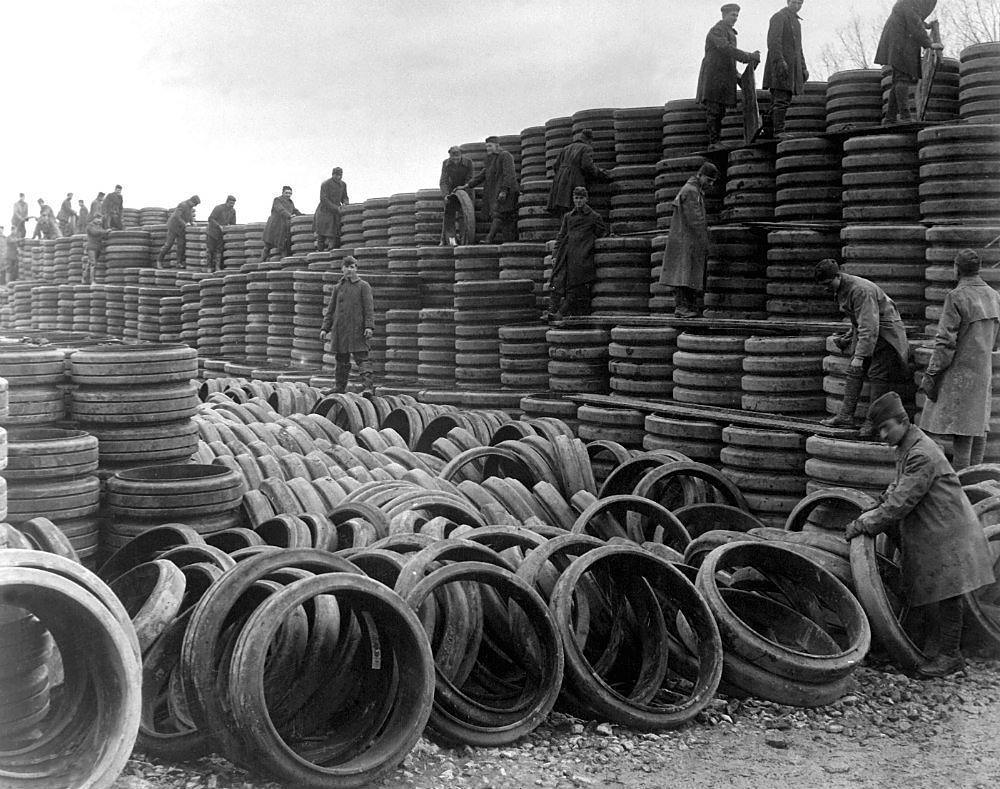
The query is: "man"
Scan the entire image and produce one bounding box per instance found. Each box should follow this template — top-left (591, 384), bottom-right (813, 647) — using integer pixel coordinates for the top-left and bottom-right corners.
top-left (816, 259), bottom-right (911, 437)
top-left (157, 195), bottom-right (200, 266)
top-left (461, 135), bottom-right (519, 243)
top-left (919, 249), bottom-right (1000, 470)
top-left (546, 129), bottom-right (611, 217)
top-left (103, 185), bottom-right (124, 230)
top-left (206, 195), bottom-right (237, 272)
top-left (846, 390), bottom-right (995, 678)
top-left (439, 146), bottom-right (475, 245)
top-left (547, 187), bottom-right (607, 320)
top-left (875, 0), bottom-right (944, 124)
top-left (763, 0), bottom-right (809, 137)
top-left (56, 193), bottom-right (76, 237)
top-left (659, 162), bottom-right (719, 318)
top-left (314, 168), bottom-right (349, 251)
top-left (697, 4), bottom-right (761, 147)
top-left (32, 199), bottom-right (60, 240)
top-left (90, 191), bottom-right (106, 218)
top-left (76, 199), bottom-right (89, 234)
top-left (320, 256), bottom-right (375, 395)
top-left (10, 193), bottom-right (28, 240)
top-left (261, 186), bottom-right (301, 261)
top-left (84, 213), bottom-right (110, 284)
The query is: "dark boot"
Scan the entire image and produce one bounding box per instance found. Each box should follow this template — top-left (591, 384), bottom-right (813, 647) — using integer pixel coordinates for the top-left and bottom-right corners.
top-left (972, 434), bottom-right (987, 466)
top-left (952, 435), bottom-right (973, 471)
top-left (822, 368), bottom-right (864, 427)
top-left (858, 379), bottom-right (889, 438)
top-left (893, 79), bottom-right (912, 122)
top-left (919, 597), bottom-right (965, 678)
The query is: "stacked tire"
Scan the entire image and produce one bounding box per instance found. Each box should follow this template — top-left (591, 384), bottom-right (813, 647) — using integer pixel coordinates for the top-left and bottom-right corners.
top-left (662, 99), bottom-right (708, 158)
top-left (418, 308), bottom-right (457, 388)
top-left (609, 165), bottom-right (657, 232)
top-left (774, 137), bottom-right (841, 222)
top-left (388, 192), bottom-right (418, 247)
top-left (544, 116), bottom-right (573, 175)
top-left (822, 334), bottom-right (869, 421)
top-left (0, 346), bottom-right (64, 427)
top-left (614, 106), bottom-right (664, 166)
top-left (519, 126), bottom-right (547, 181)
top-left (841, 225), bottom-right (926, 320)
top-left (673, 333), bottom-right (746, 408)
top-left (265, 269), bottom-right (296, 366)
top-left (609, 326), bottom-right (677, 398)
top-left (454, 279), bottom-right (536, 390)
top-left (578, 404), bottom-right (646, 450)
top-left (593, 237), bottom-right (652, 315)
top-left (384, 308), bottom-right (420, 386)
top-left (649, 234), bottom-right (675, 314)
top-left (339, 203), bottom-right (364, 248)
top-left (655, 154), bottom-right (719, 229)
top-left (741, 335), bottom-right (826, 416)
top-left (414, 188), bottom-right (443, 246)
top-left (196, 276), bottom-right (224, 358)
top-left (722, 147), bottom-right (775, 222)
top-left (500, 242), bottom-right (548, 311)
top-left (805, 435), bottom-right (895, 499)
top-left (499, 324), bottom-right (549, 391)
top-left (362, 197), bottom-right (391, 246)
top-left (766, 229), bottom-right (842, 321)
top-left (517, 179), bottom-right (560, 242)
top-left (842, 133), bottom-right (920, 223)
top-left (291, 269), bottom-right (328, 367)
top-left (417, 246), bottom-right (455, 308)
top-left (645, 415), bottom-right (722, 464)
top-left (918, 124), bottom-right (1000, 224)
top-left (721, 90), bottom-right (771, 144)
top-left (783, 81), bottom-right (829, 135)
top-left (721, 427), bottom-right (809, 527)
top-left (826, 69), bottom-right (883, 132)
top-left (960, 42), bottom-right (1000, 123)
top-left (547, 328), bottom-right (611, 394)
top-left (705, 226), bottom-right (767, 320)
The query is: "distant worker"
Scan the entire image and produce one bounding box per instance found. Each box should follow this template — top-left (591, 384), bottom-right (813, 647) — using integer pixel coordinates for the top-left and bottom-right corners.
top-left (10, 193), bottom-right (28, 240)
top-left (103, 185), bottom-right (124, 230)
top-left (461, 135), bottom-right (519, 243)
top-left (697, 4), bottom-right (760, 148)
top-left (84, 213), bottom-right (110, 284)
top-left (320, 256), bottom-right (375, 396)
top-left (547, 187), bottom-right (608, 320)
top-left (816, 259), bottom-right (911, 437)
top-left (56, 192), bottom-right (76, 237)
top-left (875, 0), bottom-right (944, 124)
top-left (546, 129), bottom-right (611, 217)
top-left (439, 146), bottom-right (475, 245)
top-left (90, 191), bottom-right (106, 218)
top-left (157, 195), bottom-right (200, 266)
top-left (763, 0), bottom-right (809, 137)
top-left (206, 195), bottom-right (237, 272)
top-left (261, 186), bottom-right (301, 261)
top-left (919, 249), bottom-right (1000, 470)
top-left (314, 167), bottom-right (349, 251)
top-left (659, 162), bottom-right (719, 318)
top-left (33, 199), bottom-right (60, 240)
top-left (75, 199), bottom-right (89, 234)
top-left (846, 390), bottom-right (995, 679)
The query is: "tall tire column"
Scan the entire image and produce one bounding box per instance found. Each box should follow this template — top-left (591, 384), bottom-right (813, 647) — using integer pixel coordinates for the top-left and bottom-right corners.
top-left (705, 226), bottom-right (767, 320)
top-left (959, 43), bottom-right (1000, 123)
top-left (741, 335), bottom-right (826, 417)
top-left (547, 328), bottom-right (611, 395)
top-left (593, 237), bottom-right (652, 316)
top-left (0, 347), bottom-right (65, 427)
top-left (766, 229), bottom-right (842, 321)
top-left (609, 326), bottom-right (677, 398)
top-left (774, 137), bottom-right (842, 222)
top-left (673, 332), bottom-right (746, 408)
top-left (721, 427), bottom-right (808, 527)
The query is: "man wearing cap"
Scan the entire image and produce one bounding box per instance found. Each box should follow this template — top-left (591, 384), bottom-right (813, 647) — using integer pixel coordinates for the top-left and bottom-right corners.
top-left (206, 196), bottom-right (237, 272)
top-left (103, 185), bottom-right (124, 230)
top-left (261, 186), bottom-right (302, 261)
top-left (461, 136), bottom-right (519, 243)
top-left (314, 168), bottom-right (349, 252)
top-left (763, 0), bottom-right (809, 137)
top-left (320, 256), bottom-right (375, 396)
top-left (33, 199), bottom-right (60, 240)
top-left (919, 249), bottom-right (1000, 470)
top-left (56, 193), bottom-right (76, 237)
top-left (10, 193), bottom-right (28, 240)
top-left (697, 4), bottom-right (761, 148)
top-left (846, 390), bottom-right (995, 678)
top-left (75, 199), bottom-right (89, 234)
top-left (875, 0), bottom-right (944, 124)
top-left (84, 213), bottom-right (110, 284)
top-left (157, 195), bottom-right (201, 267)
top-left (90, 191), bottom-right (106, 219)
top-left (440, 146), bottom-right (475, 245)
top-left (816, 259), bottom-right (910, 437)
top-left (546, 129), bottom-right (611, 217)
top-left (659, 162), bottom-right (719, 318)
top-left (547, 187), bottom-right (607, 321)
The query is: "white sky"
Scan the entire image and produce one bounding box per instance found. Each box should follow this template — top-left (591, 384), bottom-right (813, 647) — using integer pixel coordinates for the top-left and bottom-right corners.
top-left (2, 1), bottom-right (882, 224)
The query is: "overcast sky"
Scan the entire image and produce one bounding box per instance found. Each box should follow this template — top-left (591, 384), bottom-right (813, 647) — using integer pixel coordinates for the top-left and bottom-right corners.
top-left (3, 1), bottom-right (881, 224)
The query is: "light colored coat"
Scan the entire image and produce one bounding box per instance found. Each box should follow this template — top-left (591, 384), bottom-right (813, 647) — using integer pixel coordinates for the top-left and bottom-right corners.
top-left (659, 177), bottom-right (708, 290)
top-left (836, 273), bottom-right (909, 365)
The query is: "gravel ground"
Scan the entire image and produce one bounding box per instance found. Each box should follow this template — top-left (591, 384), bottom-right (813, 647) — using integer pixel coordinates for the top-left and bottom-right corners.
top-left (114, 658), bottom-right (1000, 789)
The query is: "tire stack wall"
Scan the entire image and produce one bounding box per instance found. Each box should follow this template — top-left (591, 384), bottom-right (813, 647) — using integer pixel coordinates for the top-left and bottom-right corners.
top-left (880, 58), bottom-right (959, 122)
top-left (959, 43), bottom-right (1000, 123)
top-left (183, 223), bottom-right (209, 269)
top-left (774, 137), bottom-right (841, 222)
top-left (220, 225), bottom-right (245, 271)
top-left (741, 335), bottom-right (826, 417)
top-left (418, 308), bottom-right (456, 388)
top-left (593, 237), bottom-right (652, 315)
top-left (517, 179), bottom-right (559, 242)
top-left (826, 69), bottom-right (883, 132)
top-left (288, 215), bottom-right (315, 256)
top-left (291, 270), bottom-right (328, 367)
top-left (547, 328), bottom-right (611, 395)
top-left (339, 203), bottom-right (364, 248)
top-left (244, 269), bottom-right (269, 365)
top-left (609, 164), bottom-right (657, 233)
top-left (499, 323), bottom-right (549, 391)
top-left (841, 225), bottom-right (927, 321)
top-left (614, 106), bottom-right (664, 166)
top-left (362, 197), bottom-right (391, 247)
top-left (0, 347), bottom-right (65, 427)
top-left (673, 332), bottom-right (746, 408)
top-left (655, 154), bottom-right (719, 230)
top-left (918, 124), bottom-right (1000, 225)
top-left (721, 90), bottom-right (771, 144)
top-left (722, 147), bottom-right (775, 223)
top-left (31, 285), bottom-right (58, 330)
top-left (196, 275), bottom-right (224, 358)
top-left (417, 246), bottom-right (455, 308)
top-left (720, 427), bottom-right (808, 527)
top-left (414, 188), bottom-right (442, 246)
top-left (242, 222), bottom-right (266, 264)
top-left (842, 133), bottom-right (920, 224)
top-left (783, 81), bottom-right (828, 135)
top-left (353, 245), bottom-right (391, 275)
top-left (609, 326), bottom-right (677, 399)
top-left (645, 415), bottom-right (722, 464)
top-left (648, 234), bottom-right (675, 314)
top-left (499, 242), bottom-right (547, 311)
top-left (519, 126), bottom-right (547, 182)
top-left (578, 403), bottom-right (646, 450)
top-left (705, 226), bottom-right (767, 320)
top-left (766, 229), bottom-right (842, 321)
top-left (662, 99), bottom-right (708, 158)
top-left (387, 193), bottom-right (418, 248)
top-left (220, 271), bottom-right (249, 357)
top-left (265, 268), bottom-right (296, 366)
top-left (822, 334), bottom-right (870, 420)
top-left (384, 308), bottom-right (420, 386)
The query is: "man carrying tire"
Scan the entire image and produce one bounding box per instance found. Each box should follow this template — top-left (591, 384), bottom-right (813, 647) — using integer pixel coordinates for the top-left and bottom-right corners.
top-left (206, 195), bottom-right (237, 272)
top-left (762, 0), bottom-right (808, 137)
top-left (697, 4), bottom-right (760, 148)
top-left (157, 195), bottom-right (200, 267)
top-left (546, 187), bottom-right (607, 321)
top-left (875, 0), bottom-right (943, 124)
top-left (919, 249), bottom-right (1000, 470)
top-left (817, 259), bottom-right (910, 438)
top-left (659, 162), bottom-right (719, 318)
top-left (846, 390), bottom-right (995, 678)
top-left (320, 256), bottom-right (375, 396)
top-left (461, 136), bottom-right (519, 244)
top-left (314, 167), bottom-right (349, 251)
top-left (546, 129), bottom-right (611, 218)
top-left (439, 146), bottom-right (474, 245)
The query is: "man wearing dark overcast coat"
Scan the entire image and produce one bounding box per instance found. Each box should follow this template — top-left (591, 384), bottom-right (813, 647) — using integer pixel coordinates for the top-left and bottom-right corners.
top-left (206, 195), bottom-right (237, 272)
top-left (439, 146), bottom-right (475, 244)
top-left (547, 186), bottom-right (607, 320)
top-left (875, 0), bottom-right (943, 123)
top-left (546, 129), bottom-right (610, 217)
top-left (314, 167), bottom-right (349, 251)
top-left (763, 0), bottom-right (809, 136)
top-left (697, 4), bottom-right (760, 147)
top-left (461, 136), bottom-right (519, 243)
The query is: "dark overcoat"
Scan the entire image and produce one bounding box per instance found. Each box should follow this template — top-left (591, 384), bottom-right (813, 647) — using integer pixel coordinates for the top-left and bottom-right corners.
top-left (314, 178), bottom-right (349, 238)
top-left (697, 20), bottom-right (754, 106)
top-left (551, 205), bottom-right (607, 291)
top-left (546, 142), bottom-right (608, 213)
top-left (262, 195), bottom-right (301, 248)
top-left (762, 6), bottom-right (806, 93)
top-left (321, 277), bottom-right (375, 354)
top-left (440, 156), bottom-right (475, 195)
top-left (874, 0), bottom-right (936, 79)
top-left (207, 203), bottom-right (236, 241)
top-left (467, 150), bottom-right (519, 217)
top-left (167, 200), bottom-right (195, 233)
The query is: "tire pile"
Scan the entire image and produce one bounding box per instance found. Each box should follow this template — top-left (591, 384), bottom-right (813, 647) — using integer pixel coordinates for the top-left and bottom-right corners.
top-left (648, 234), bottom-right (675, 314)
top-left (705, 226), bottom-right (767, 319)
top-left (766, 229), bottom-right (843, 321)
top-left (782, 81), bottom-right (828, 134)
top-left (672, 332), bottom-right (746, 409)
top-left (720, 427), bottom-right (809, 528)
top-left (841, 225), bottom-right (926, 321)
top-left (0, 346), bottom-right (65, 427)
top-left (804, 435), bottom-right (894, 499)
top-left (741, 335), bottom-right (826, 417)
top-left (609, 164), bottom-right (657, 232)
top-left (722, 147), bottom-right (775, 223)
top-left (614, 106), bottom-right (664, 166)
top-left (608, 325), bottom-right (677, 398)
top-left (774, 136), bottom-right (841, 222)
top-left (826, 69), bottom-right (883, 132)
top-left (655, 154), bottom-right (718, 230)
top-left (499, 323), bottom-right (549, 391)
top-left (960, 42), bottom-right (1000, 123)
top-left (593, 237), bottom-right (652, 315)
top-left (918, 123), bottom-right (1000, 225)
top-left (547, 327), bottom-right (610, 395)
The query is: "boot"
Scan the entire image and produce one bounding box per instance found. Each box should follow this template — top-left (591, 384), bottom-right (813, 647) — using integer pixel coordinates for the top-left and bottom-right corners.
top-left (952, 435), bottom-right (973, 471)
top-left (771, 106), bottom-right (787, 137)
top-left (972, 434), bottom-right (987, 466)
top-left (822, 368), bottom-right (864, 427)
top-left (858, 379), bottom-right (890, 439)
top-left (893, 79), bottom-right (912, 122)
top-left (919, 597), bottom-right (965, 678)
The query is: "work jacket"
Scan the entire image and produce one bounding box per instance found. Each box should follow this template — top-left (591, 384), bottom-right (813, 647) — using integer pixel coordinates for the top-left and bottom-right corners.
top-left (314, 178), bottom-right (349, 237)
top-left (697, 20), bottom-right (754, 106)
top-left (207, 203), bottom-right (236, 241)
top-left (321, 276), bottom-right (374, 354)
top-left (262, 195), bottom-right (301, 247)
top-left (440, 156), bottom-right (475, 195)
top-left (167, 200), bottom-right (196, 233)
top-left (836, 273), bottom-right (909, 365)
top-left (467, 150), bottom-right (519, 217)
top-left (551, 204), bottom-right (607, 291)
top-left (875, 0), bottom-right (936, 79)
top-left (547, 142), bottom-right (609, 213)
top-left (762, 6), bottom-right (807, 93)
top-left (659, 177), bottom-right (709, 290)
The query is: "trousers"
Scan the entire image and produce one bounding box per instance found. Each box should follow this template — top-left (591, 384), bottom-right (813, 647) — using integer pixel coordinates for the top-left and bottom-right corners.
top-left (886, 71), bottom-right (916, 121)
top-left (158, 226), bottom-right (186, 266)
top-left (770, 88), bottom-right (793, 135)
top-left (206, 234), bottom-right (222, 272)
top-left (704, 101), bottom-right (727, 144)
top-left (486, 211), bottom-right (518, 243)
top-left (334, 350), bottom-right (373, 393)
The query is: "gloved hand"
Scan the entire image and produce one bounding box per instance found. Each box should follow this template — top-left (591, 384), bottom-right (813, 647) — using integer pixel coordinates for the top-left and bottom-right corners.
top-left (845, 513), bottom-right (882, 540)
top-left (921, 373), bottom-right (940, 402)
top-left (833, 333), bottom-right (852, 352)
top-left (364, 328), bottom-right (373, 339)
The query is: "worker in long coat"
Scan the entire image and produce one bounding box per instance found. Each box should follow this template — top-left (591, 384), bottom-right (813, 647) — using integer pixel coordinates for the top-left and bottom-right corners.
top-left (817, 259), bottom-right (911, 437)
top-left (56, 193), bottom-right (76, 237)
top-left (90, 192), bottom-right (105, 219)
top-left (206, 196), bottom-right (236, 272)
top-left (261, 186), bottom-right (301, 261)
top-left (75, 200), bottom-right (89, 234)
top-left (762, 0), bottom-right (808, 136)
top-left (659, 162), bottom-right (719, 318)
top-left (439, 146), bottom-right (475, 244)
top-left (697, 4), bottom-right (760, 147)
top-left (33, 200), bottom-right (60, 240)
top-left (84, 213), bottom-right (110, 284)
top-left (546, 129), bottom-right (611, 216)
top-left (875, 0), bottom-right (943, 123)
top-left (314, 168), bottom-right (349, 251)
top-left (919, 250), bottom-right (1000, 469)
top-left (462, 136), bottom-right (519, 243)
top-left (547, 187), bottom-right (608, 320)
top-left (102, 185), bottom-right (124, 230)
top-left (157, 195), bottom-right (200, 266)
top-left (847, 391), bottom-right (995, 678)
top-left (10, 193), bottom-right (28, 239)
top-left (320, 256), bottom-right (375, 395)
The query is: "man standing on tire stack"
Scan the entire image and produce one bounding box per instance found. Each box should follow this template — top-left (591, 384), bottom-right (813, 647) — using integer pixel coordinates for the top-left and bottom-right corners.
top-left (697, 4), bottom-right (760, 149)
top-left (439, 146), bottom-right (474, 245)
top-left (875, 0), bottom-right (943, 124)
top-left (10, 193), bottom-right (28, 240)
top-left (659, 162), bottom-right (719, 318)
top-left (75, 199), bottom-right (89, 234)
top-left (320, 256), bottom-right (375, 396)
top-left (102, 185), bottom-right (124, 230)
top-left (846, 390), bottom-right (995, 678)
top-left (261, 186), bottom-right (301, 261)
top-left (157, 195), bottom-right (200, 267)
top-left (314, 167), bottom-right (349, 251)
top-left (546, 187), bottom-right (607, 321)
top-left (90, 191), bottom-right (105, 220)
top-left (546, 129), bottom-right (611, 218)
top-left (816, 259), bottom-right (911, 438)
top-left (84, 213), bottom-right (110, 284)
top-left (56, 193), bottom-right (76, 237)
top-left (919, 249), bottom-right (1000, 470)
top-left (763, 0), bottom-right (808, 137)
top-left (206, 195), bottom-right (237, 272)
top-left (461, 136), bottom-right (519, 243)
